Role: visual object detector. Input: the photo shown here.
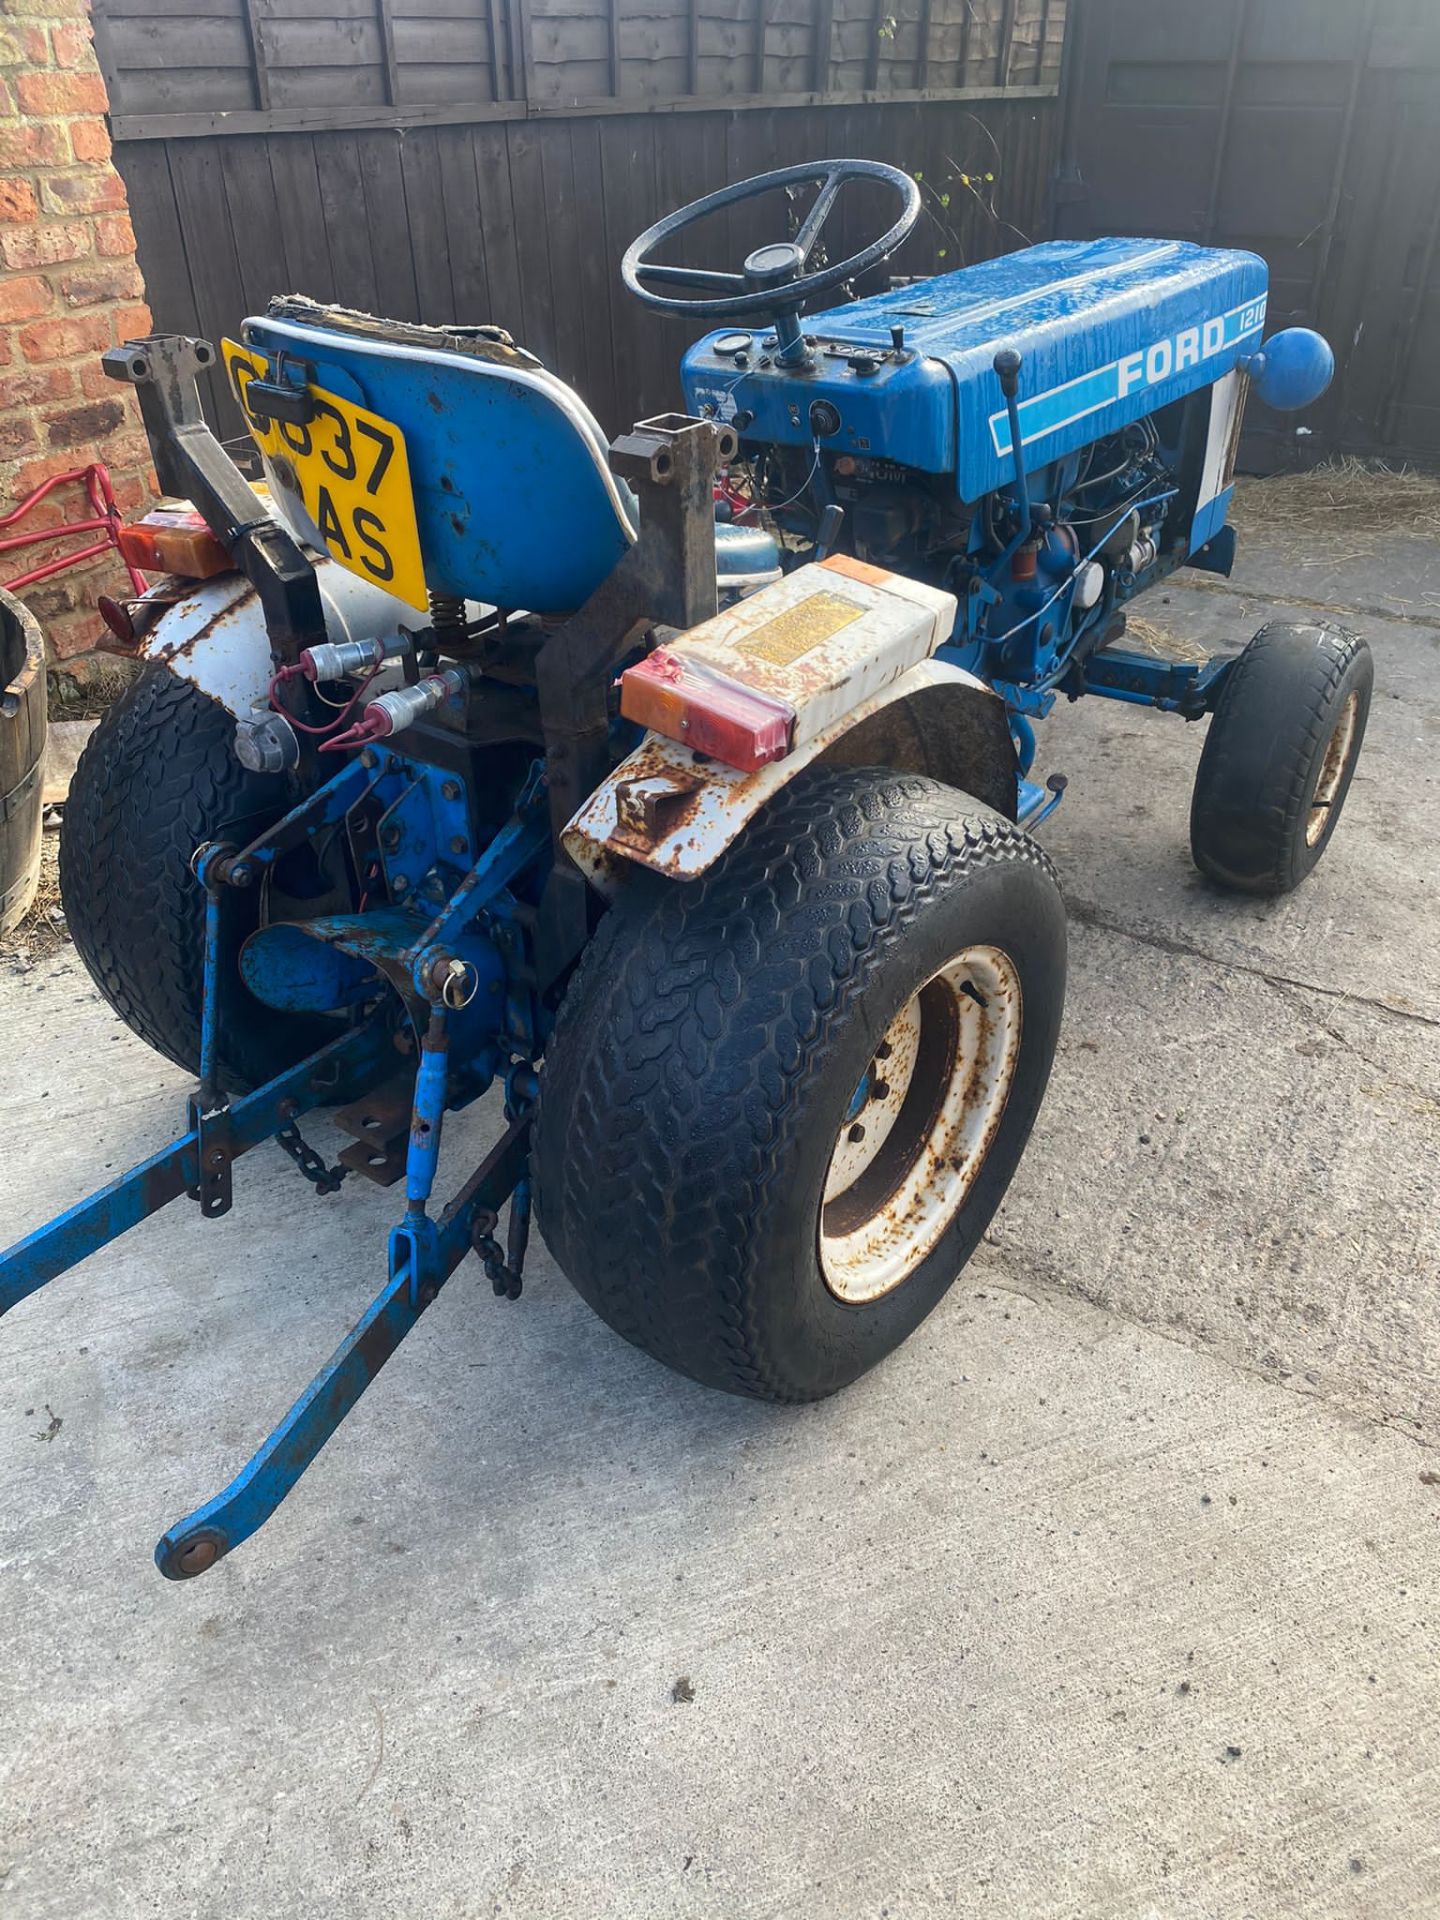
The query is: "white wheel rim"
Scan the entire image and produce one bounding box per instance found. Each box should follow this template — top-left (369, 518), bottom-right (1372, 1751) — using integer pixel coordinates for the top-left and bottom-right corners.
top-left (1307, 689), bottom-right (1361, 846)
top-left (819, 944), bottom-right (1023, 1304)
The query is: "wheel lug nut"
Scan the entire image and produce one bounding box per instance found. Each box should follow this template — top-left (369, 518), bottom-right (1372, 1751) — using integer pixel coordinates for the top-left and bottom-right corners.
top-left (875, 1040), bottom-right (892, 1059)
top-left (871, 1081), bottom-right (890, 1101)
top-left (848, 1123), bottom-right (866, 1143)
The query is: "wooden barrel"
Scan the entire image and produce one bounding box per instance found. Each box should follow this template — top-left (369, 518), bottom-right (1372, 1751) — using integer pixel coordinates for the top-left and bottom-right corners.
top-left (0, 586), bottom-right (46, 936)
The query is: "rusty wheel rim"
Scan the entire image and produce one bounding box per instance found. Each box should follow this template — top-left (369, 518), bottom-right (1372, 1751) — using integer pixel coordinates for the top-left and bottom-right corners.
top-left (819, 944), bottom-right (1023, 1304)
top-left (1307, 689), bottom-right (1361, 846)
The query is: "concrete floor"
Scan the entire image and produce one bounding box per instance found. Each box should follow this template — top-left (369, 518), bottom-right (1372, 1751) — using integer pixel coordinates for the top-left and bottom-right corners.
top-left (1, 521), bottom-right (1438, 1918)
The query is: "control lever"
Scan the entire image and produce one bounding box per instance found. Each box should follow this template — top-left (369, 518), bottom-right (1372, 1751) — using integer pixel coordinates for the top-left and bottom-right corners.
top-left (814, 503), bottom-right (845, 563)
top-left (993, 346), bottom-right (1032, 546)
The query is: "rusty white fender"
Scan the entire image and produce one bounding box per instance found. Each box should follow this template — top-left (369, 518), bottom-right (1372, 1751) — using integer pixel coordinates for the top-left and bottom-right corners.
top-left (562, 657), bottom-right (1018, 895)
top-left (133, 560), bottom-right (418, 721)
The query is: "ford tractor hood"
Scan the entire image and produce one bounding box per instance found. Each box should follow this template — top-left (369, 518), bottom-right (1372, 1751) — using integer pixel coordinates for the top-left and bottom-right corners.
top-left (683, 237), bottom-right (1269, 502)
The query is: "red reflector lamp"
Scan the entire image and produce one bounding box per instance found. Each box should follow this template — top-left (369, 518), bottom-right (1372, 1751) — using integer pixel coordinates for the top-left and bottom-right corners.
top-left (96, 593), bottom-right (135, 644)
top-left (619, 647), bottom-right (794, 772)
top-left (117, 506), bottom-right (231, 581)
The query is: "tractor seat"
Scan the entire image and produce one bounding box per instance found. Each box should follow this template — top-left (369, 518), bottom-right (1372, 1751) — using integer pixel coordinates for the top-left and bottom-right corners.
top-left (243, 298), bottom-right (777, 615)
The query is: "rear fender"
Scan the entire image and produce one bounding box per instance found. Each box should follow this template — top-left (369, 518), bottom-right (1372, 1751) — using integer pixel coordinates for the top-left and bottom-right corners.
top-left (562, 659), bottom-right (1017, 894)
top-left (135, 562), bottom-right (417, 720)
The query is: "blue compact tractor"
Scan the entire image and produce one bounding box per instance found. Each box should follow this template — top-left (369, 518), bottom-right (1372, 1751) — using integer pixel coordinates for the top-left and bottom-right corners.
top-left (2, 162), bottom-right (1367, 1578)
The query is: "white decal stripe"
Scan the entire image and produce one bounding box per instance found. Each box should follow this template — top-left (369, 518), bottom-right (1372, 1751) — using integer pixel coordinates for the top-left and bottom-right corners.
top-left (987, 296), bottom-right (1267, 459)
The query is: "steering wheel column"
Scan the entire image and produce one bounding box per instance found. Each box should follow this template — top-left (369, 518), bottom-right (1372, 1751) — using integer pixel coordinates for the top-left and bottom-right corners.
top-left (740, 242), bottom-right (812, 363)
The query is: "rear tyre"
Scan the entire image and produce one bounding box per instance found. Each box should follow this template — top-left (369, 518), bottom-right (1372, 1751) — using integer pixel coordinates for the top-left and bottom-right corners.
top-left (535, 766), bottom-right (1066, 1403)
top-left (60, 665), bottom-right (331, 1089)
top-left (1190, 620), bottom-right (1372, 895)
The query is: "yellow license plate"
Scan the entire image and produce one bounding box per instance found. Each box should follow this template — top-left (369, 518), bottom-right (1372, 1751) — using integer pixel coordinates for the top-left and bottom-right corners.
top-left (223, 339), bottom-right (428, 611)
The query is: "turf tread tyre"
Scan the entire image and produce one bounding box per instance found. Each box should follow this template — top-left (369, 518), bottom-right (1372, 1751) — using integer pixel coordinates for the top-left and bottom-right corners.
top-left (60, 666), bottom-right (324, 1088)
top-left (1190, 619), bottom-right (1371, 895)
top-left (535, 766), bottom-right (1065, 1403)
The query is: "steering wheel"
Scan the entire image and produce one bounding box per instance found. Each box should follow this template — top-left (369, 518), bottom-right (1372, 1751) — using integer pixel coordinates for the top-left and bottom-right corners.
top-left (621, 159), bottom-right (921, 331)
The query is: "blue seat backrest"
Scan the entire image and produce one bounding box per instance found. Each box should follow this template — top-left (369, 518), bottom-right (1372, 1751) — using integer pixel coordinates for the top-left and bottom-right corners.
top-left (243, 309), bottom-right (635, 613)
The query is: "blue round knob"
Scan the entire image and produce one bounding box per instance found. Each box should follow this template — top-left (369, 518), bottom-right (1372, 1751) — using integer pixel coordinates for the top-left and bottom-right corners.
top-left (1245, 328), bottom-right (1334, 411)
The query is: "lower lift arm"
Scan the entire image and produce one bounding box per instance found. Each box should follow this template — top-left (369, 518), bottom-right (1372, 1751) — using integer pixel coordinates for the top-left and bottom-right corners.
top-left (152, 1108), bottom-right (531, 1579)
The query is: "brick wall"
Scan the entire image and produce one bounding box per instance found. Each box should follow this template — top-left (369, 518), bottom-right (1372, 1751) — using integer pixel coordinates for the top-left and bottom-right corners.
top-left (0, 0), bottom-right (153, 663)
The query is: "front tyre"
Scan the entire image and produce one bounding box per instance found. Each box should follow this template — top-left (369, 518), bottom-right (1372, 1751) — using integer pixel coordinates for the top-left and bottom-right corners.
top-left (1190, 620), bottom-right (1372, 895)
top-left (535, 767), bottom-right (1066, 1403)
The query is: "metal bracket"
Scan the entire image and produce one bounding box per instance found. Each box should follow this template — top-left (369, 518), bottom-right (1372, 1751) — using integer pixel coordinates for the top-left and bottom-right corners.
top-left (244, 357), bottom-right (317, 429)
top-left (0, 1018), bottom-right (391, 1316)
top-left (332, 1070), bottom-right (417, 1187)
top-left (611, 767), bottom-right (705, 852)
top-left (188, 1092), bottom-right (235, 1218)
top-left (103, 333), bottom-right (327, 667)
top-left (608, 413), bottom-right (737, 634)
top-left (190, 845), bottom-right (236, 1218)
top-left (535, 413), bottom-right (733, 983)
top-left (1081, 645), bottom-right (1232, 717)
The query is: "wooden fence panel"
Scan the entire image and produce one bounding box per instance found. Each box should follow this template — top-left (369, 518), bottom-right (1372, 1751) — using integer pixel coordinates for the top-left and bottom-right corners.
top-left (114, 95), bottom-right (1058, 442)
top-left (94, 0), bottom-right (1063, 135)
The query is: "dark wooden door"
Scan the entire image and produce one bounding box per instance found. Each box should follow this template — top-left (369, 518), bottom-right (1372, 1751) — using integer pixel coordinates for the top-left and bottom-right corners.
top-left (1056, 0), bottom-right (1440, 468)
